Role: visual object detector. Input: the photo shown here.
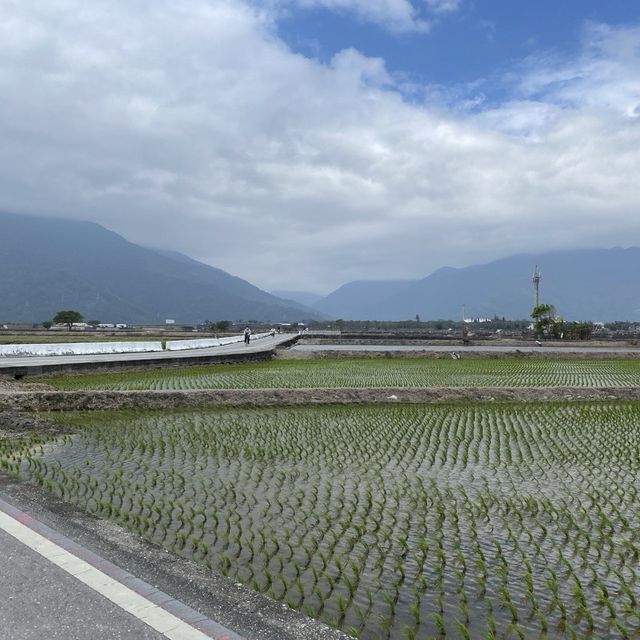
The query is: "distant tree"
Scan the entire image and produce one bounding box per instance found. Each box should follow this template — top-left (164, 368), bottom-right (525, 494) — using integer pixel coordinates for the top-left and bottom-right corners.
top-left (42, 321), bottom-right (53, 329)
top-left (531, 304), bottom-right (556, 338)
top-left (415, 314), bottom-right (421, 323)
top-left (215, 320), bottom-right (232, 332)
top-left (561, 322), bottom-right (592, 341)
top-left (53, 310), bottom-right (83, 330)
top-left (605, 321), bottom-right (632, 332)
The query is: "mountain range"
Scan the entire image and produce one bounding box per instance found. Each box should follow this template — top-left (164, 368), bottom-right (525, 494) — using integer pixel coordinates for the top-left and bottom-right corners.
top-left (0, 212), bottom-right (321, 324)
top-left (3, 211), bottom-right (640, 324)
top-left (310, 248), bottom-right (640, 322)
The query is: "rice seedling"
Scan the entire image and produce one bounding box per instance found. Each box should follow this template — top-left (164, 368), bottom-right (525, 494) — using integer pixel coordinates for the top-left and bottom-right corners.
top-left (29, 358), bottom-right (640, 391)
top-left (2, 401), bottom-right (639, 639)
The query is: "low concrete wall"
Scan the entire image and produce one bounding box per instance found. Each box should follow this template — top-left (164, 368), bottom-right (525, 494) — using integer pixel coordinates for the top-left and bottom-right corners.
top-left (166, 333), bottom-right (271, 351)
top-left (1, 333), bottom-right (276, 358)
top-left (0, 342), bottom-right (163, 358)
top-left (165, 338), bottom-right (222, 351)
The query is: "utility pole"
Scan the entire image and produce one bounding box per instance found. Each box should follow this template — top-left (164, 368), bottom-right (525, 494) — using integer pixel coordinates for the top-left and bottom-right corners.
top-left (461, 304), bottom-right (468, 343)
top-left (532, 266), bottom-right (541, 308)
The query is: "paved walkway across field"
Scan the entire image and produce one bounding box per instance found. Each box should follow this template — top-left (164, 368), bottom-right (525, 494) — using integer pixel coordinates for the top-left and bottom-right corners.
top-left (0, 334), bottom-right (297, 375)
top-left (0, 497), bottom-right (243, 640)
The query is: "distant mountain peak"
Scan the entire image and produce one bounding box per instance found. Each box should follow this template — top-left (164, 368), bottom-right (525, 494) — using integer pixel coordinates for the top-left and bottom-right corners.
top-left (0, 212), bottom-right (324, 324)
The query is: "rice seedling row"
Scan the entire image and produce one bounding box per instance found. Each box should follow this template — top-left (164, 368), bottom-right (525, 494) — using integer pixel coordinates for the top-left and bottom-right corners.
top-left (31, 358), bottom-right (640, 391)
top-left (2, 402), bottom-right (639, 639)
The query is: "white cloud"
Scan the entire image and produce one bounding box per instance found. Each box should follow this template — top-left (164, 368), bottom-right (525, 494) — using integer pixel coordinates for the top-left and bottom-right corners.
top-left (1, 2), bottom-right (639, 293)
top-left (330, 48), bottom-right (393, 87)
top-left (515, 22), bottom-right (640, 118)
top-left (286, 0), bottom-right (429, 33)
top-left (424, 0), bottom-right (462, 14)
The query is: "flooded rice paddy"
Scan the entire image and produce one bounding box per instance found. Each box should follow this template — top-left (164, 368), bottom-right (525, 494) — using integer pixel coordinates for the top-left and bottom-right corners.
top-left (2, 402), bottom-right (639, 639)
top-left (32, 358), bottom-right (640, 391)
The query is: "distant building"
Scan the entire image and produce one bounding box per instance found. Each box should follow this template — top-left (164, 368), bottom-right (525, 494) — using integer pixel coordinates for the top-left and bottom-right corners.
top-left (50, 322), bottom-right (90, 331)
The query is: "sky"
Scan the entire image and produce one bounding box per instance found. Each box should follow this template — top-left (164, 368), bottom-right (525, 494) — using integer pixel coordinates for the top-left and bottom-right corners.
top-left (1, 1), bottom-right (640, 295)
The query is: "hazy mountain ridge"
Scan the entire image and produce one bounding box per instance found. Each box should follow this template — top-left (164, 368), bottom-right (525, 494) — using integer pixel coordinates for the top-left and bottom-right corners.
top-left (0, 212), bottom-right (322, 324)
top-left (314, 248), bottom-right (640, 321)
top-left (4, 212), bottom-right (639, 324)
top-left (270, 290), bottom-right (324, 308)
top-left (314, 280), bottom-right (418, 319)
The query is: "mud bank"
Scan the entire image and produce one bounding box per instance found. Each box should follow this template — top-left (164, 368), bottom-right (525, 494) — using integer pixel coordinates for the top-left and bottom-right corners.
top-left (0, 410), bottom-right (73, 440)
top-left (1, 386), bottom-right (639, 411)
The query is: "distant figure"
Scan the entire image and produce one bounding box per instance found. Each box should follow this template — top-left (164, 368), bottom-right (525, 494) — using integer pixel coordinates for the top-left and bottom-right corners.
top-left (277, 326), bottom-right (281, 334)
top-left (244, 327), bottom-right (251, 344)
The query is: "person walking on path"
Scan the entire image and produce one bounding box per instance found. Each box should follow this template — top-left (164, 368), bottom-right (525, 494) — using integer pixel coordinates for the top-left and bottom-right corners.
top-left (243, 326), bottom-right (251, 344)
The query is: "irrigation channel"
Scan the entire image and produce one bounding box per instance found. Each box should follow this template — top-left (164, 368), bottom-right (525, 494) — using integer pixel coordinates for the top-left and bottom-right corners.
top-left (1, 401), bottom-right (639, 640)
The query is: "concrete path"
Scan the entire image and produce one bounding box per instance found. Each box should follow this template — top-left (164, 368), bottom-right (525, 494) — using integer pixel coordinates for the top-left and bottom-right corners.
top-left (0, 334), bottom-right (297, 375)
top-left (0, 497), bottom-right (242, 640)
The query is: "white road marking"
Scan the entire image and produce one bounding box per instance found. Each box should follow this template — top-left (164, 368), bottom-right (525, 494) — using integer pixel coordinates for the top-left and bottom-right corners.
top-left (0, 509), bottom-right (213, 640)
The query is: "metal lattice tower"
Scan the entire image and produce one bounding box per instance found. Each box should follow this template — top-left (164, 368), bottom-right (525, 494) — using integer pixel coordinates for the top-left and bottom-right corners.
top-left (532, 266), bottom-right (541, 308)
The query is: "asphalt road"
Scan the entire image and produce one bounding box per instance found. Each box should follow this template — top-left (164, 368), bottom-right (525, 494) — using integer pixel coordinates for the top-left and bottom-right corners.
top-left (0, 527), bottom-right (166, 640)
top-left (0, 481), bottom-right (345, 640)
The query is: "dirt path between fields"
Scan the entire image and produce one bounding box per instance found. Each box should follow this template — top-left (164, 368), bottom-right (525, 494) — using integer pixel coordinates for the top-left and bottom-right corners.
top-left (0, 410), bottom-right (74, 441)
top-left (1, 385), bottom-right (639, 412)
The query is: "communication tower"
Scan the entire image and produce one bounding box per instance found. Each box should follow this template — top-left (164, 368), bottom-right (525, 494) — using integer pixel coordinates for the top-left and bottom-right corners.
top-left (532, 266), bottom-right (541, 308)
top-left (461, 303), bottom-right (469, 343)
